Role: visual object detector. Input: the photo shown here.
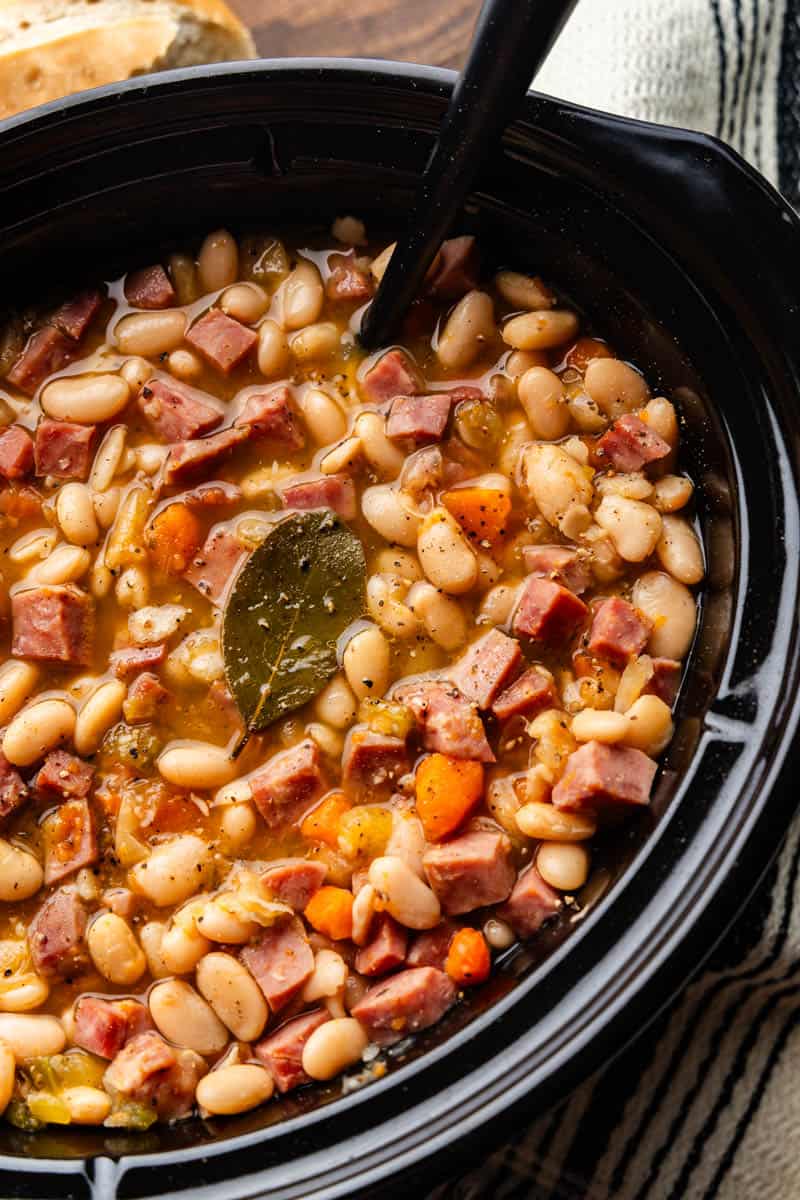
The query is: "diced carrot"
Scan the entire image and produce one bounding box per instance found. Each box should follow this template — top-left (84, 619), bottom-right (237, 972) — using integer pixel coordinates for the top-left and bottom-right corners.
top-left (0, 483), bottom-right (42, 522)
top-left (146, 501), bottom-right (202, 575)
top-left (414, 754), bottom-right (484, 842)
top-left (445, 927), bottom-right (491, 986)
top-left (441, 486), bottom-right (511, 549)
top-left (300, 792), bottom-right (351, 849)
top-left (565, 337), bottom-right (613, 371)
top-left (304, 885), bottom-right (354, 941)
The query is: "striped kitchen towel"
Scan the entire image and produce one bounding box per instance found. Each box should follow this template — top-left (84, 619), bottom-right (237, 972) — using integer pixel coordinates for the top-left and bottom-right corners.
top-left (432, 2), bottom-right (800, 1196)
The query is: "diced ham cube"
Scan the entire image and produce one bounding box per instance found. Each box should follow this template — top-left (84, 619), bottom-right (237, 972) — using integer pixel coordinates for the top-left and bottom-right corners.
top-left (645, 657), bottom-right (682, 706)
top-left (597, 414), bottom-right (671, 472)
top-left (361, 349), bottom-right (423, 405)
top-left (43, 798), bottom-right (98, 884)
top-left (552, 740), bottom-right (657, 812)
top-left (351, 966), bottom-right (457, 1046)
top-left (326, 256), bottom-right (373, 303)
top-left (137, 378), bottom-right (223, 442)
top-left (498, 866), bottom-right (562, 937)
top-left (36, 750), bottom-right (94, 800)
top-left (104, 1031), bottom-right (176, 1095)
top-left (406, 921), bottom-right (457, 970)
top-left (587, 596), bottom-right (650, 665)
top-left (0, 426), bottom-right (34, 480)
top-left (105, 1034), bottom-right (205, 1121)
top-left (254, 1009), bottom-right (331, 1092)
top-left (163, 426), bottom-right (248, 485)
top-left (386, 393), bottom-right (452, 442)
top-left (109, 643), bottom-right (167, 679)
top-left (281, 474), bottom-right (357, 521)
top-left (522, 544), bottom-right (592, 595)
top-left (240, 916), bottom-right (314, 1012)
top-left (342, 727), bottom-right (410, 791)
top-left (7, 327), bottom-right (75, 396)
top-left (512, 576), bottom-right (588, 643)
top-left (74, 997), bottom-right (126, 1060)
top-left (425, 236), bottom-right (479, 299)
top-left (27, 887), bottom-right (87, 977)
top-left (448, 629), bottom-right (522, 710)
top-left (393, 681), bottom-right (494, 763)
top-left (185, 309), bottom-right (257, 373)
top-left (249, 739), bottom-right (325, 828)
top-left (12, 584), bottom-right (93, 666)
top-left (183, 526), bottom-right (248, 606)
top-left (491, 666), bottom-right (555, 721)
top-left (103, 888), bottom-right (139, 920)
top-left (355, 914), bottom-right (408, 977)
top-left (0, 752), bottom-right (27, 823)
top-left (123, 671), bottom-right (170, 723)
top-left (423, 830), bottom-right (516, 914)
top-left (50, 289), bottom-right (105, 341)
top-left (124, 265), bottom-right (176, 310)
top-left (262, 859), bottom-right (327, 910)
top-left (235, 386), bottom-right (305, 449)
top-left (34, 419), bottom-right (96, 480)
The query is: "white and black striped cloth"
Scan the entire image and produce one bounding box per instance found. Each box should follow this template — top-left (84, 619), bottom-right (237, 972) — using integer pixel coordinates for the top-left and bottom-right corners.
top-left (431, 2), bottom-right (800, 1195)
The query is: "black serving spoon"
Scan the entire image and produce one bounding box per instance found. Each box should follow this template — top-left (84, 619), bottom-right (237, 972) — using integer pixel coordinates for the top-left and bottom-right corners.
top-left (359, 0), bottom-right (578, 349)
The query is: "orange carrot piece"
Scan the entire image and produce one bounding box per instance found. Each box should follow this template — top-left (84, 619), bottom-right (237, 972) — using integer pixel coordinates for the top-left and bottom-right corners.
top-left (445, 927), bottom-right (491, 985)
top-left (414, 754), bottom-right (484, 842)
top-left (304, 885), bottom-right (354, 941)
top-left (300, 792), bottom-right (352, 849)
top-left (441, 487), bottom-right (511, 548)
top-left (146, 502), bottom-right (203, 575)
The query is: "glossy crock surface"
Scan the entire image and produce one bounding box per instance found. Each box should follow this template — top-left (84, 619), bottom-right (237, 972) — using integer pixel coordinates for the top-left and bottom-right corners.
top-left (1, 58), bottom-right (800, 1200)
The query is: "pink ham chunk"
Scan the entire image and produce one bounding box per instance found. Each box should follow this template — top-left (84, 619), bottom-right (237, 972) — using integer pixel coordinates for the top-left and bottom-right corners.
top-left (240, 917), bottom-right (314, 1012)
top-left (105, 1034), bottom-right (205, 1121)
top-left (491, 666), bottom-right (555, 722)
top-left (0, 426), bottom-right (34, 480)
top-left (185, 308), bottom-right (257, 373)
top-left (43, 798), bottom-right (98, 884)
top-left (0, 753), bottom-right (26, 823)
top-left (406, 921), bottom-right (457, 970)
top-left (351, 966), bottom-right (457, 1046)
top-left (74, 997), bottom-right (151, 1060)
top-left (7, 327), bottom-right (75, 396)
top-left (587, 596), bottom-right (650, 665)
top-left (423, 830), bottom-right (516, 914)
top-left (342, 727), bottom-right (410, 791)
top-left (361, 348), bottom-right (423, 404)
top-left (124, 671), bottom-right (170, 723)
top-left (426, 236), bottom-right (479, 299)
top-left (512, 576), bottom-right (588, 643)
top-left (522, 544), bottom-right (592, 595)
top-left (597, 414), bottom-right (671, 472)
top-left (104, 1031), bottom-right (176, 1095)
top-left (164, 426), bottom-right (248, 485)
top-left (393, 681), bottom-right (494, 762)
top-left (386, 393), bottom-right (451, 442)
top-left (262, 859), bottom-right (327, 910)
top-left (448, 629), bottom-right (522, 710)
top-left (50, 289), bottom-right (104, 341)
top-left (254, 1009), bottom-right (331, 1092)
top-left (183, 526), bottom-right (248, 606)
top-left (645, 657), bottom-right (682, 705)
top-left (499, 866), bottom-right (562, 937)
top-left (326, 257), bottom-right (373, 303)
top-left (281, 474), bottom-right (357, 520)
top-left (109, 643), bottom-right (167, 679)
top-left (355, 914), bottom-right (408, 977)
top-left (249, 739), bottom-right (325, 828)
top-left (552, 740), bottom-right (657, 812)
top-left (34, 420), bottom-right (96, 480)
top-left (137, 378), bottom-right (222, 442)
top-left (12, 584), bottom-right (93, 666)
top-left (36, 750), bottom-right (94, 800)
top-left (124, 265), bottom-right (176, 310)
top-left (27, 887), bottom-right (87, 976)
top-left (235, 386), bottom-right (305, 449)
top-left (182, 481), bottom-right (242, 508)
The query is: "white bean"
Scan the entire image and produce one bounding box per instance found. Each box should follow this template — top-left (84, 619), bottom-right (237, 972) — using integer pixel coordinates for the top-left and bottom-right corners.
top-left (62, 1086), bottom-right (112, 1125)
top-left (624, 694), bottom-right (674, 756)
top-left (220, 283), bottom-right (268, 324)
top-left (93, 488), bottom-right (121, 530)
top-left (0, 1014), bottom-right (65, 1060)
top-left (0, 662), bottom-right (38, 726)
top-left (321, 435), bottom-right (363, 476)
top-left (570, 708), bottom-right (628, 743)
top-left (595, 495), bottom-right (662, 562)
top-left (653, 474), bottom-right (693, 513)
top-left (130, 835), bottom-right (212, 906)
top-left (115, 311), bottom-right (186, 357)
top-left (643, 397), bottom-right (679, 447)
top-left (26, 544), bottom-right (91, 586)
top-left (515, 801), bottom-right (596, 842)
top-left (584, 358), bottom-right (649, 419)
top-left (354, 412), bottom-right (404, 477)
top-left (343, 625), bottom-right (390, 700)
top-left (290, 322), bottom-right (339, 362)
top-left (314, 673), bottom-right (358, 729)
top-left (158, 741), bottom-right (237, 790)
top-left (521, 443), bottom-right (594, 533)
top-left (140, 921), bottom-right (171, 979)
top-left (298, 388), bottom-right (347, 445)
top-left (437, 291), bottom-right (496, 370)
top-left (301, 1017), bottom-right (368, 1081)
top-left (518, 367), bottom-right (570, 439)
top-left (196, 952), bottom-right (268, 1041)
top-left (484, 918), bottom-right (515, 950)
top-left (495, 270), bottom-right (554, 310)
top-left (116, 565), bottom-right (149, 610)
top-left (361, 484), bottom-right (420, 547)
top-left (167, 349), bottom-right (203, 381)
top-left (537, 843), bottom-right (590, 891)
top-left (219, 802), bottom-right (257, 852)
top-left (8, 529), bottom-right (56, 565)
top-left (119, 356), bottom-right (151, 393)
top-left (149, 979), bottom-right (228, 1056)
top-left (302, 949), bottom-right (348, 1002)
top-left (0, 1041), bottom-right (15, 1113)
top-left (196, 1064), bottom-right (273, 1116)
top-left (0, 840), bottom-right (42, 901)
top-left (3, 698), bottom-right (75, 766)
top-left (366, 573), bottom-right (419, 639)
top-left (89, 426), bottom-right (127, 492)
top-left (280, 260), bottom-right (324, 330)
top-left (195, 897), bottom-right (257, 945)
top-left (160, 921), bottom-right (211, 975)
top-left (74, 679), bottom-right (126, 757)
top-left (41, 374), bottom-right (130, 424)
top-left (384, 812), bottom-right (426, 878)
top-left (406, 581), bottom-right (467, 650)
top-left (417, 507), bottom-right (478, 594)
top-left (369, 855), bottom-right (441, 929)
top-left (502, 309), bottom-right (578, 350)
top-left (307, 721), bottom-right (344, 760)
top-left (350, 885), bottom-right (376, 946)
top-left (55, 483), bottom-right (99, 547)
top-left (656, 516), bottom-right (704, 584)
top-left (87, 912), bottom-right (146, 985)
top-left (478, 582), bottom-right (521, 627)
top-left (257, 320), bottom-right (290, 377)
top-left (632, 570), bottom-right (697, 659)
top-left (372, 548), bottom-right (423, 582)
top-left (0, 975), bottom-right (48, 1015)
top-left (332, 215), bottom-right (367, 245)
top-left (197, 229), bottom-right (238, 292)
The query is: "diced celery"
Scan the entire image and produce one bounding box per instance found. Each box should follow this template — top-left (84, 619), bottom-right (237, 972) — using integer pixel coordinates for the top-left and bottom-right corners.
top-left (338, 805), bottom-right (393, 860)
top-left (358, 699), bottom-right (415, 740)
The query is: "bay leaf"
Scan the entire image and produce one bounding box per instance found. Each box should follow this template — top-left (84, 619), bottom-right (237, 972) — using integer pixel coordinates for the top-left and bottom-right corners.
top-left (222, 509), bottom-right (366, 735)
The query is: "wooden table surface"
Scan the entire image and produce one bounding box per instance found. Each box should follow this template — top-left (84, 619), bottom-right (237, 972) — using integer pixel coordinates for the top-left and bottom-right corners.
top-left (229, 0), bottom-right (475, 69)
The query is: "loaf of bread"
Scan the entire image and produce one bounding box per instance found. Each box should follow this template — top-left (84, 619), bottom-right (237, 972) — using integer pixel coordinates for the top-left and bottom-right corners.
top-left (0, 0), bottom-right (256, 120)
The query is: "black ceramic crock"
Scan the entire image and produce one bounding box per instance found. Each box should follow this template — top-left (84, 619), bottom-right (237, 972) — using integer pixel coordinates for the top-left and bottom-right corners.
top-left (1, 59), bottom-right (800, 1200)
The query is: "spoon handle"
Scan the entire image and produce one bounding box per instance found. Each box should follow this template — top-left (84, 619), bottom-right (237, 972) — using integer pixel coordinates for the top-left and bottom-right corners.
top-left (359, 0), bottom-right (578, 349)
